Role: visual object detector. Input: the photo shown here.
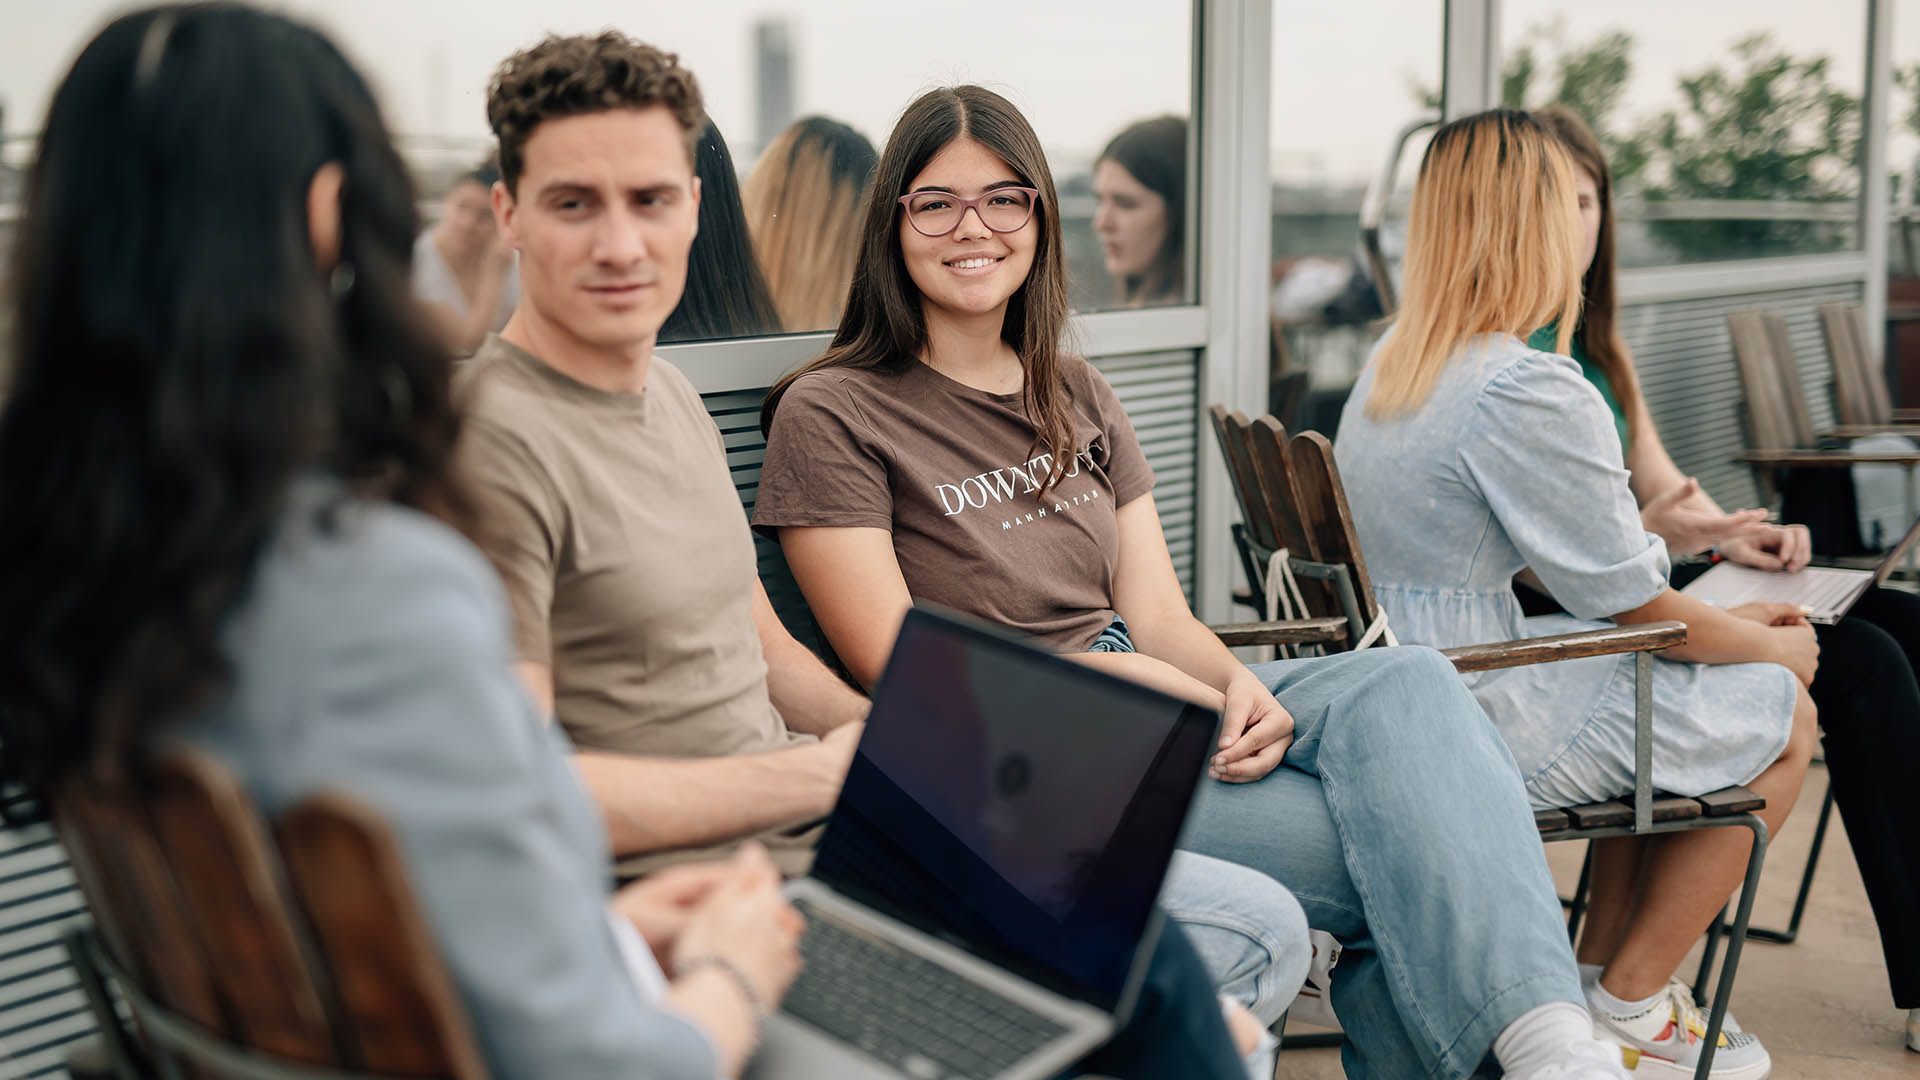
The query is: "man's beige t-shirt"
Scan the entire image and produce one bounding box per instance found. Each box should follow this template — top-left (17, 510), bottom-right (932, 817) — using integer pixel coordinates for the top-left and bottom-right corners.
top-left (458, 334), bottom-right (818, 876)
top-left (752, 357), bottom-right (1155, 651)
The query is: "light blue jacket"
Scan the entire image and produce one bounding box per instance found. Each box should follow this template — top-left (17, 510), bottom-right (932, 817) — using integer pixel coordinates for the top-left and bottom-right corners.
top-left (179, 476), bottom-right (716, 1078)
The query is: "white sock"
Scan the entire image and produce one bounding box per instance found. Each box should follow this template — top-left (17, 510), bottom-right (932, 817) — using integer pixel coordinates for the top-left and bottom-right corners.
top-left (1577, 962), bottom-right (1603, 987)
top-left (1493, 1000), bottom-right (1601, 1078)
top-left (1587, 979), bottom-right (1662, 1020)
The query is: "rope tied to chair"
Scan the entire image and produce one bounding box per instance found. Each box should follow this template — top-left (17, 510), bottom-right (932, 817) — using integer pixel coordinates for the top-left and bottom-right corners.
top-left (1263, 548), bottom-right (1397, 655)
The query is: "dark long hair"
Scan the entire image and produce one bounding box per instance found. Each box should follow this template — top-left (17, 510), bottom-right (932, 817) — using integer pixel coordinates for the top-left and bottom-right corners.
top-left (0, 3), bottom-right (464, 798)
top-left (1535, 105), bottom-right (1642, 447)
top-left (1098, 115), bottom-right (1186, 306)
top-left (760, 86), bottom-right (1074, 487)
top-left (660, 120), bottom-right (783, 342)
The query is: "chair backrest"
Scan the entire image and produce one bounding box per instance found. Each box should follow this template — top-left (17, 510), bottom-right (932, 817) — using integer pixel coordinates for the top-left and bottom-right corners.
top-left (1207, 405), bottom-right (1385, 639)
top-left (1726, 308), bottom-right (1816, 450)
top-left (53, 749), bottom-right (489, 1079)
top-left (1819, 301), bottom-right (1891, 427)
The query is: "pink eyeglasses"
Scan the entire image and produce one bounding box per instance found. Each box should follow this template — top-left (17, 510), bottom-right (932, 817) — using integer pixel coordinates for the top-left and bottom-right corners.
top-left (896, 186), bottom-right (1042, 237)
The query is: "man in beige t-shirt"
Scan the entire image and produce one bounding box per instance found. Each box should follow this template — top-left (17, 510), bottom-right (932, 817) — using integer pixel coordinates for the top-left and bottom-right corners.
top-left (458, 36), bottom-right (865, 878)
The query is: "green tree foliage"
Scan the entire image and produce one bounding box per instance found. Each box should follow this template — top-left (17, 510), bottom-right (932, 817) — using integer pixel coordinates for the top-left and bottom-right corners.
top-left (1500, 22), bottom-right (1641, 182)
top-left (1636, 33), bottom-right (1858, 259)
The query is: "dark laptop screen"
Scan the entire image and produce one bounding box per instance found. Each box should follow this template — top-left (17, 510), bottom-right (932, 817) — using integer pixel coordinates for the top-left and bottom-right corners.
top-left (809, 608), bottom-right (1219, 1013)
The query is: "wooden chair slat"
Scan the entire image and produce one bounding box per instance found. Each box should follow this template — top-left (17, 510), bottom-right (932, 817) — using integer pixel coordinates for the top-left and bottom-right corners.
top-left (1697, 786), bottom-right (1768, 817)
top-left (63, 781), bottom-right (230, 1080)
top-left (1282, 430), bottom-right (1384, 627)
top-left (1726, 309), bottom-right (1800, 453)
top-left (1438, 622), bottom-right (1687, 674)
top-left (1206, 617), bottom-right (1351, 647)
top-left (1565, 801), bottom-right (1634, 829)
top-left (279, 794), bottom-right (491, 1080)
top-left (1208, 406), bottom-right (1284, 554)
top-left (147, 751), bottom-right (340, 1065)
top-left (1650, 796), bottom-right (1705, 823)
top-left (1762, 310), bottom-right (1817, 448)
top-left (1533, 809), bottom-right (1571, 834)
top-left (1820, 302), bottom-right (1879, 427)
top-left (1244, 417), bottom-right (1320, 562)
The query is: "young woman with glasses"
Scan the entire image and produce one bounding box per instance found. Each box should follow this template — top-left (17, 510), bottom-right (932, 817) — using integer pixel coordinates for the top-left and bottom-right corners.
top-left (750, 84), bottom-right (1632, 1080)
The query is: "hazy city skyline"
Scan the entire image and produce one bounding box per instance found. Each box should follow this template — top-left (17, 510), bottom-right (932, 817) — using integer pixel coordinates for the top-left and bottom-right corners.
top-left (0, 0), bottom-right (1905, 185)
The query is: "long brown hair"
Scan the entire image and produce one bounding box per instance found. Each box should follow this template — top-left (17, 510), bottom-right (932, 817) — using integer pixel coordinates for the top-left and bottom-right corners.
top-left (744, 116), bottom-right (877, 330)
top-left (1535, 105), bottom-right (1642, 448)
top-left (1366, 109), bottom-right (1583, 417)
top-left (761, 86), bottom-right (1075, 487)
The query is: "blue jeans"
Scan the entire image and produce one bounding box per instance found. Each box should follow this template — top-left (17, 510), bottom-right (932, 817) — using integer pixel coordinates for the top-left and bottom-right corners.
top-left (1159, 850), bottom-right (1311, 1025)
top-left (1180, 646), bottom-right (1584, 1080)
top-left (1066, 920), bottom-right (1247, 1080)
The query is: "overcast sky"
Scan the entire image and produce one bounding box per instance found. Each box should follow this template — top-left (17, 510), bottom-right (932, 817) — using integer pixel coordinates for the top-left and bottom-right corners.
top-left (0, 0), bottom-right (1903, 185)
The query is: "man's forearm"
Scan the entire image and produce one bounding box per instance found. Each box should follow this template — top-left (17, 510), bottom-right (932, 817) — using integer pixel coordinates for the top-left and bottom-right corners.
top-left (764, 638), bottom-right (869, 736)
top-left (573, 744), bottom-right (838, 856)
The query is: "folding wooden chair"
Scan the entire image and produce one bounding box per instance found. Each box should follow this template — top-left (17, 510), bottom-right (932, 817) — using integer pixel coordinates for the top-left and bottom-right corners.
top-left (52, 748), bottom-right (488, 1080)
top-left (1817, 301), bottom-right (1920, 430)
top-left (1208, 405), bottom-right (1771, 1080)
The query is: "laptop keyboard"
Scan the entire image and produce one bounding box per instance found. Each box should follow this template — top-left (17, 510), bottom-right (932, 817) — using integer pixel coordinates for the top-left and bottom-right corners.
top-left (781, 899), bottom-right (1072, 1079)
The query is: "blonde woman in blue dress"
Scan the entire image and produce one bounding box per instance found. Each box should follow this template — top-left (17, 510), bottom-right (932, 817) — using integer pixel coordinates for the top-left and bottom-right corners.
top-left (1335, 109), bottom-right (1817, 1080)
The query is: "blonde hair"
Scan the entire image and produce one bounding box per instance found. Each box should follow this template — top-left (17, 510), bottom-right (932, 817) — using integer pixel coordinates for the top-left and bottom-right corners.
top-left (1366, 109), bottom-right (1584, 418)
top-left (743, 117), bottom-right (877, 331)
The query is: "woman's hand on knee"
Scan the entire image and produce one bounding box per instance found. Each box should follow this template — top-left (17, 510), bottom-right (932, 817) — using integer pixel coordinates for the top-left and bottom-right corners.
top-left (1211, 673), bottom-right (1294, 783)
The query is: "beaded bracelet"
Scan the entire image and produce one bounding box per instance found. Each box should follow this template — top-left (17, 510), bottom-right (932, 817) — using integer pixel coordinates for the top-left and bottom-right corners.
top-left (676, 953), bottom-right (765, 1020)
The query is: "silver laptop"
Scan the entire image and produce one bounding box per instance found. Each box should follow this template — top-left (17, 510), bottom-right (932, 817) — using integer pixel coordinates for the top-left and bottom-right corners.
top-left (746, 606), bottom-right (1220, 1080)
top-left (1681, 512), bottom-right (1920, 624)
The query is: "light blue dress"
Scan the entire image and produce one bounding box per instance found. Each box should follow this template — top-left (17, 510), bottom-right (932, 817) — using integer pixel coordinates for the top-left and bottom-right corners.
top-left (1334, 334), bottom-right (1796, 809)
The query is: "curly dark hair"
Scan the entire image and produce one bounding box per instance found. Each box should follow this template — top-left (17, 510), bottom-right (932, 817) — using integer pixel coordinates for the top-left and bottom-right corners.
top-left (0, 3), bottom-right (466, 801)
top-left (487, 31), bottom-right (705, 192)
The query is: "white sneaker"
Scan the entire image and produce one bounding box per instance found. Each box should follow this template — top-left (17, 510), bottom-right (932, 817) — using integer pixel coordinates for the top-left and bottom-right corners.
top-left (1668, 976), bottom-right (1741, 1034)
top-left (1906, 1007), bottom-right (1917, 1053)
top-left (1512, 1037), bottom-right (1634, 1079)
top-left (1582, 970), bottom-right (1744, 1034)
top-left (1586, 981), bottom-right (1771, 1079)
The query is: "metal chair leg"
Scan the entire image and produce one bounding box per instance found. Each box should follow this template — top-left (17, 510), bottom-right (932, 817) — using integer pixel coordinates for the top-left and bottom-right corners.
top-left (60, 925), bottom-right (149, 1080)
top-left (1740, 783), bottom-right (1833, 944)
top-left (1691, 815), bottom-right (1770, 1080)
top-left (1564, 846), bottom-right (1593, 945)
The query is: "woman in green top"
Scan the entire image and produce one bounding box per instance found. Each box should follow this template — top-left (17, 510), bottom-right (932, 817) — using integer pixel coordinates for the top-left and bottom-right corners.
top-left (1531, 105), bottom-right (1920, 1053)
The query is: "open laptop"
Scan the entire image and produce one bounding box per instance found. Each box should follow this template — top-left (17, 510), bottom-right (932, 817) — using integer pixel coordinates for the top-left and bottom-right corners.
top-left (1681, 512), bottom-right (1920, 624)
top-left (745, 606), bottom-right (1221, 1080)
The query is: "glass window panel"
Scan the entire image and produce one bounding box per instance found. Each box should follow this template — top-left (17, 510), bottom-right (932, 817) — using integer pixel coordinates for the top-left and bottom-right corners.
top-left (3, 2), bottom-right (1195, 346)
top-left (1268, 2), bottom-right (1443, 417)
top-left (1501, 0), bottom-right (1868, 267)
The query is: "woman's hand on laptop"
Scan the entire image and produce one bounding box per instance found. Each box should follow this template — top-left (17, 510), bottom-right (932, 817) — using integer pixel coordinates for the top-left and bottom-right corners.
top-left (1727, 603), bottom-right (1812, 628)
top-left (1720, 523), bottom-right (1814, 573)
top-left (1210, 673), bottom-right (1295, 783)
top-left (614, 859), bottom-right (736, 964)
top-left (672, 843), bottom-right (805, 996)
top-left (662, 843), bottom-right (805, 1073)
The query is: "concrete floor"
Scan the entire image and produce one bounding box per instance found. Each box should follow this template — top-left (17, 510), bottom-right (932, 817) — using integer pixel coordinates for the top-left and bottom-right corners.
top-left (1274, 763), bottom-right (1918, 1077)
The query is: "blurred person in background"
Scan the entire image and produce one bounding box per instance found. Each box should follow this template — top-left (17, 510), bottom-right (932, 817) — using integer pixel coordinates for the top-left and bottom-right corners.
top-left (0, 6), bottom-right (796, 1076)
top-left (1093, 115), bottom-right (1185, 307)
top-left (417, 160), bottom-right (519, 354)
top-left (743, 116), bottom-right (876, 331)
top-left (661, 119), bottom-right (782, 342)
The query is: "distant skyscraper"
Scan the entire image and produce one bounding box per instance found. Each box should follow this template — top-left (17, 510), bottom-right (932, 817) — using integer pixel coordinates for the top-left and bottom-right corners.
top-left (753, 17), bottom-right (796, 155)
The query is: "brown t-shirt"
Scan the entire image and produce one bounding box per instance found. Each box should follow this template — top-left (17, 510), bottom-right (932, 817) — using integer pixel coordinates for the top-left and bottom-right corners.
top-left (752, 357), bottom-right (1155, 650)
top-left (457, 335), bottom-right (819, 877)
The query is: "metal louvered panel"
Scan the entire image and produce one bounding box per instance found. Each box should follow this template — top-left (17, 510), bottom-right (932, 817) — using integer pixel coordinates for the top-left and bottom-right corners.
top-left (1093, 350), bottom-right (1201, 598)
top-left (703, 348), bottom-right (1204, 639)
top-left (1621, 281), bottom-right (1864, 512)
top-left (0, 791), bottom-right (93, 1079)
